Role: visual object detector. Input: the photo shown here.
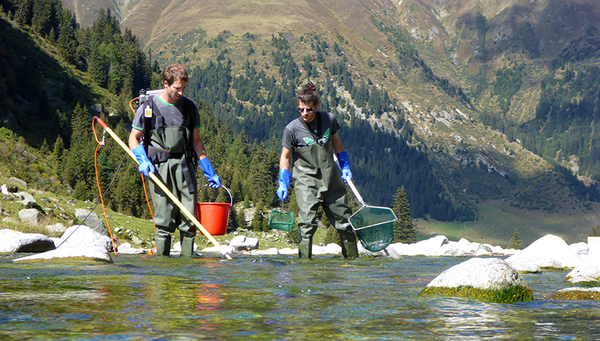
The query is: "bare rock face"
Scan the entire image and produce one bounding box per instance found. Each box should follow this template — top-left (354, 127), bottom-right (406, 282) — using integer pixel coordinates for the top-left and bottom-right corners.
top-left (420, 257), bottom-right (534, 303)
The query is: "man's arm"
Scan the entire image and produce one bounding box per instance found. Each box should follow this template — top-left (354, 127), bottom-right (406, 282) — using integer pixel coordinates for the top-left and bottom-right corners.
top-left (128, 129), bottom-right (143, 150)
top-left (331, 132), bottom-right (345, 154)
top-left (279, 147), bottom-right (292, 171)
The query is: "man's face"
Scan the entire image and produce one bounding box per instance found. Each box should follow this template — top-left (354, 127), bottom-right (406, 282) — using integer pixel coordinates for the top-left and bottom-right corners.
top-left (298, 102), bottom-right (318, 122)
top-left (163, 79), bottom-right (187, 104)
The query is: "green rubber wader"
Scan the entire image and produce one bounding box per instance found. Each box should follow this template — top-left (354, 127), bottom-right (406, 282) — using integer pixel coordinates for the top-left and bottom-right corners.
top-left (180, 232), bottom-right (195, 258)
top-left (292, 142), bottom-right (357, 259)
top-left (148, 126), bottom-right (198, 254)
top-left (155, 233), bottom-right (171, 256)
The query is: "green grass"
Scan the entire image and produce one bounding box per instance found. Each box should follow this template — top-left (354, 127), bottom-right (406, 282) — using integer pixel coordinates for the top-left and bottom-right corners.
top-left (416, 199), bottom-right (600, 247)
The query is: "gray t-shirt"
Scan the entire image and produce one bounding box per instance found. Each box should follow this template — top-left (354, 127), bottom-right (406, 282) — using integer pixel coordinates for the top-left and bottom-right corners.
top-left (282, 112), bottom-right (340, 150)
top-left (132, 95), bottom-right (200, 131)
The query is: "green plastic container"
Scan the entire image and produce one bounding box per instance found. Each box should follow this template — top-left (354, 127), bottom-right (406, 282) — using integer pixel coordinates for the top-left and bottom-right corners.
top-left (349, 206), bottom-right (397, 252)
top-left (269, 209), bottom-right (294, 231)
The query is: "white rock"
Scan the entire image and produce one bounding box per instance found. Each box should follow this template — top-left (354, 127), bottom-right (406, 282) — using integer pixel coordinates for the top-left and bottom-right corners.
top-left (229, 235), bottom-right (259, 251)
top-left (426, 257), bottom-right (530, 291)
top-left (278, 248), bottom-right (298, 255)
top-left (57, 225), bottom-right (113, 252)
top-left (569, 242), bottom-right (589, 255)
top-left (117, 243), bottom-right (149, 255)
top-left (358, 243), bottom-right (403, 259)
top-left (313, 243), bottom-right (342, 255)
top-left (18, 208), bottom-right (42, 224)
top-left (566, 259), bottom-right (600, 283)
top-left (0, 229), bottom-right (55, 253)
top-left (505, 234), bottom-right (582, 271)
top-left (13, 246), bottom-right (112, 263)
top-left (201, 245), bottom-right (235, 255)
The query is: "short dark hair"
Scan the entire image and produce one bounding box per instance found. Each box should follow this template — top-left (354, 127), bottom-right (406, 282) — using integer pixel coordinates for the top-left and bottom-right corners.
top-left (162, 64), bottom-right (188, 86)
top-left (296, 81), bottom-right (320, 106)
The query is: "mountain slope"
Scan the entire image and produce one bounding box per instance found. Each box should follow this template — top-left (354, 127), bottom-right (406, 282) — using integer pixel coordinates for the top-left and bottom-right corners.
top-left (59, 0), bottom-right (600, 243)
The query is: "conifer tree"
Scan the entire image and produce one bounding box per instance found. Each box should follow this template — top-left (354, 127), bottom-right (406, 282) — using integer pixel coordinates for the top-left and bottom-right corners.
top-left (509, 229), bottom-right (524, 250)
top-left (63, 103), bottom-right (94, 199)
top-left (392, 186), bottom-right (416, 243)
top-left (57, 8), bottom-right (77, 64)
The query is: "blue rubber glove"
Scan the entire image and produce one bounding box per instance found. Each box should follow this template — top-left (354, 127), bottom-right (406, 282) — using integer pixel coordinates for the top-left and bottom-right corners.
top-left (336, 151), bottom-right (352, 181)
top-left (277, 168), bottom-right (291, 202)
top-left (132, 145), bottom-right (155, 177)
top-left (199, 157), bottom-right (222, 189)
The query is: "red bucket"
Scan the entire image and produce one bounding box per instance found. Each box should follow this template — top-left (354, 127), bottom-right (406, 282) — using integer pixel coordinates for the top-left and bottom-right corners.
top-left (197, 185), bottom-right (232, 236)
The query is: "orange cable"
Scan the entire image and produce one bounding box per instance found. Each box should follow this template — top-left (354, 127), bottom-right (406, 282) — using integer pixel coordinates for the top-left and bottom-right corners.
top-left (142, 174), bottom-right (157, 256)
top-left (92, 118), bottom-right (118, 255)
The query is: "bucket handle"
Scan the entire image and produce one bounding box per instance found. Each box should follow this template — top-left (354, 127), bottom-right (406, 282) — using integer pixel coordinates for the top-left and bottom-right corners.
top-left (199, 184), bottom-right (233, 206)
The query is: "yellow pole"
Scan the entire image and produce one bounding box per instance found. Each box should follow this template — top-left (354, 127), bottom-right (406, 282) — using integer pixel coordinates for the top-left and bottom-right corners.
top-left (94, 117), bottom-right (231, 259)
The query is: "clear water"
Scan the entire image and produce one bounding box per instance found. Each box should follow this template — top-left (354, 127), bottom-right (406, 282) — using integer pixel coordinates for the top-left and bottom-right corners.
top-left (1, 253), bottom-right (599, 340)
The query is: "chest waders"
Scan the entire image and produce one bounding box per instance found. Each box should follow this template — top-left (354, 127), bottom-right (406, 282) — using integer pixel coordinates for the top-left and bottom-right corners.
top-left (146, 100), bottom-right (198, 257)
top-left (292, 140), bottom-right (358, 259)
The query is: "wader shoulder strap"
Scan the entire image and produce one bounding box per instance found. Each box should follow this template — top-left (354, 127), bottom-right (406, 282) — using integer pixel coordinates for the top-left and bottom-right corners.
top-left (142, 92), bottom-right (151, 153)
top-left (296, 112), bottom-right (323, 146)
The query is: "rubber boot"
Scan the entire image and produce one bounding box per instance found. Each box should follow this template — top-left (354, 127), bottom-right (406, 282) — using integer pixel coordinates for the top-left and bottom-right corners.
top-left (298, 237), bottom-right (313, 259)
top-left (180, 235), bottom-right (195, 257)
top-left (155, 234), bottom-right (171, 256)
top-left (341, 239), bottom-right (359, 259)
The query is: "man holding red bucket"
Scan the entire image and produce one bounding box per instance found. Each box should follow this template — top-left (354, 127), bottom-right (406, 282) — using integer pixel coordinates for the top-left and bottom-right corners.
top-left (128, 64), bottom-right (222, 257)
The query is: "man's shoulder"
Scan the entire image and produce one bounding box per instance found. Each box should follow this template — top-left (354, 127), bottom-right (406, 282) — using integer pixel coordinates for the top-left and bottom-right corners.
top-left (285, 117), bottom-right (303, 131)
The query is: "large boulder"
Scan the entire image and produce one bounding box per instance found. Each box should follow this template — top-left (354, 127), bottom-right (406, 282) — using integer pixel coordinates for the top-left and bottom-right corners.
top-left (0, 229), bottom-right (56, 253)
top-left (13, 246), bottom-right (112, 263)
top-left (74, 209), bottom-right (108, 236)
top-left (57, 225), bottom-right (114, 252)
top-left (505, 234), bottom-right (582, 272)
top-left (420, 257), bottom-right (534, 303)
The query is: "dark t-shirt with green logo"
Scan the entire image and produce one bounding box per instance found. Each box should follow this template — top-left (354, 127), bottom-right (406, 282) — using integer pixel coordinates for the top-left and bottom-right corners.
top-left (282, 112), bottom-right (340, 150)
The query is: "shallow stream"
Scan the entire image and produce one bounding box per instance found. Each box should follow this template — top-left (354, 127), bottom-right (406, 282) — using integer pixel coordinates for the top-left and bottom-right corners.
top-left (1, 253), bottom-right (598, 340)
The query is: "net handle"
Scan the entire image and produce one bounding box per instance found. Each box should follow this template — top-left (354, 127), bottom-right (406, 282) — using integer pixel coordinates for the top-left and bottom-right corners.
top-left (333, 154), bottom-right (366, 207)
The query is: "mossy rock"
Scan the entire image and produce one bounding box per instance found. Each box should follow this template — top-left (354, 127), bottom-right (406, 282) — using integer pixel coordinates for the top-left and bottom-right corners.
top-left (420, 285), bottom-right (534, 303)
top-left (549, 287), bottom-right (600, 301)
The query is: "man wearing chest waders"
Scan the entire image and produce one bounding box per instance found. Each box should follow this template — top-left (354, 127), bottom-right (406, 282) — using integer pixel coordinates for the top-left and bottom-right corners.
top-left (128, 64), bottom-right (222, 257)
top-left (277, 82), bottom-right (359, 259)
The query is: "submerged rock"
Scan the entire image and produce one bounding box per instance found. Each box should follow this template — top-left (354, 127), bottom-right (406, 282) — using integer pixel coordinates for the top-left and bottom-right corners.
top-left (549, 287), bottom-right (600, 301)
top-left (0, 229), bottom-right (55, 253)
top-left (420, 257), bottom-right (534, 303)
top-left (13, 246), bottom-right (113, 263)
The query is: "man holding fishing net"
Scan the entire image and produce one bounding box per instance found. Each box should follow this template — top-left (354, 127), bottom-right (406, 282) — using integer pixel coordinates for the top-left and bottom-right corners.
top-left (128, 64), bottom-right (221, 257)
top-left (277, 82), bottom-right (359, 259)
